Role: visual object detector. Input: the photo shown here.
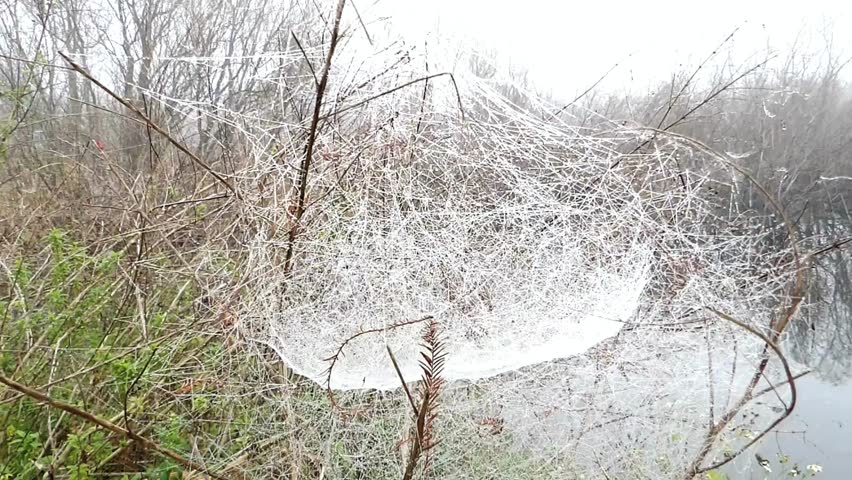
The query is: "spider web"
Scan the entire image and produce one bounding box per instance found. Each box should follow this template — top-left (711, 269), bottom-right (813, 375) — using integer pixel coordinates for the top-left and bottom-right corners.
top-left (133, 27), bottom-right (800, 478)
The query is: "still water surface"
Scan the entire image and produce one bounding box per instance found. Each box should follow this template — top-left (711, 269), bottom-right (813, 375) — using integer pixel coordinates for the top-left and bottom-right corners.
top-left (730, 265), bottom-right (852, 480)
top-left (731, 375), bottom-right (852, 479)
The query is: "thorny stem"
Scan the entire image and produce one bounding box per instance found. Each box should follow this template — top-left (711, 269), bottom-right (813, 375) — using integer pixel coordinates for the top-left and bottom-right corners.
top-left (323, 315), bottom-right (432, 408)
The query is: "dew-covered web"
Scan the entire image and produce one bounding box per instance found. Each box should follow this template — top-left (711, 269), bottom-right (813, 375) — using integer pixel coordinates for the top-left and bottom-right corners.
top-left (133, 25), bottom-right (801, 478)
top-left (245, 110), bottom-right (659, 391)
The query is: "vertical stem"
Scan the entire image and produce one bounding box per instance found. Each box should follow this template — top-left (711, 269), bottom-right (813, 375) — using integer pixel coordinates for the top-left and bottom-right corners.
top-left (282, 0), bottom-right (347, 277)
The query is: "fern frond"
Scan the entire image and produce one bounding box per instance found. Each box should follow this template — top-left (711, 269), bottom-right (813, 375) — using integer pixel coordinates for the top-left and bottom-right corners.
top-left (417, 318), bottom-right (446, 475)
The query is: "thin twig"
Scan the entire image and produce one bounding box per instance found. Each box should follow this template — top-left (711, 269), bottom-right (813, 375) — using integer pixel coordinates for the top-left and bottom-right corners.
top-left (291, 32), bottom-right (319, 87)
top-left (123, 346), bottom-right (158, 434)
top-left (686, 307), bottom-right (798, 476)
top-left (387, 346), bottom-right (418, 415)
top-left (0, 52), bottom-right (74, 71)
top-left (657, 28), bottom-right (739, 129)
top-left (57, 51), bottom-right (240, 199)
top-left (320, 72), bottom-right (466, 122)
top-left (664, 56), bottom-right (775, 131)
top-left (349, 0), bottom-right (373, 45)
top-left (153, 193), bottom-right (231, 210)
top-left (705, 329), bottom-right (715, 431)
top-left (323, 315), bottom-right (432, 407)
top-left (549, 55), bottom-right (630, 121)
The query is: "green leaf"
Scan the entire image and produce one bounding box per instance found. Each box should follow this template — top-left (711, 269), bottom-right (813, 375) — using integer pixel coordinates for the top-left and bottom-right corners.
top-left (706, 470), bottom-right (728, 480)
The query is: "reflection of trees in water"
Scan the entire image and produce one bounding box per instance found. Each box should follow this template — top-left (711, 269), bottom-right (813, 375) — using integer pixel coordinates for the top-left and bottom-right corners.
top-left (788, 219), bottom-right (852, 384)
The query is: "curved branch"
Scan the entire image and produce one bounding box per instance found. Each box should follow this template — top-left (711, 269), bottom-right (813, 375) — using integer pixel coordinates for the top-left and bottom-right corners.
top-left (622, 126), bottom-right (805, 336)
top-left (687, 307), bottom-right (798, 476)
top-left (323, 315), bottom-right (432, 408)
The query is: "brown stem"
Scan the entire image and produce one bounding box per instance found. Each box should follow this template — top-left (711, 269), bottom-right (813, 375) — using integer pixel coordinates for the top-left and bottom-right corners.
top-left (684, 307), bottom-right (798, 478)
top-left (323, 315), bottom-right (432, 408)
top-left (281, 0), bottom-right (347, 276)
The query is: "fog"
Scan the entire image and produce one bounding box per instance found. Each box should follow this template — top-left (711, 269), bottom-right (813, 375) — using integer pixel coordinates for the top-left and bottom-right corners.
top-left (377, 0), bottom-right (852, 98)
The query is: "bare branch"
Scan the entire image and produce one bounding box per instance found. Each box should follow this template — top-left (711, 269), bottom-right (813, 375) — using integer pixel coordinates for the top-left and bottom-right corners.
top-left (57, 51), bottom-right (241, 199)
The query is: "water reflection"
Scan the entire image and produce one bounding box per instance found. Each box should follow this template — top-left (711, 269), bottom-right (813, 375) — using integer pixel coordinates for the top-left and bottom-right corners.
top-left (432, 217), bottom-right (852, 479)
top-left (788, 246), bottom-right (852, 384)
top-left (725, 241), bottom-right (852, 478)
top-left (727, 376), bottom-right (852, 479)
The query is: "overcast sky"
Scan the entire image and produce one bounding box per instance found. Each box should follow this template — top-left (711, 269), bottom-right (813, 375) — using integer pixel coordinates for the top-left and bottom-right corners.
top-left (373, 0), bottom-right (852, 100)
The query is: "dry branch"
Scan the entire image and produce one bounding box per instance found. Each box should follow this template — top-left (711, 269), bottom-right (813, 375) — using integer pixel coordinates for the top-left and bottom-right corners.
top-left (281, 0), bottom-right (347, 276)
top-left (322, 315), bottom-right (433, 407)
top-left (685, 307), bottom-right (799, 477)
top-left (57, 51), bottom-right (240, 199)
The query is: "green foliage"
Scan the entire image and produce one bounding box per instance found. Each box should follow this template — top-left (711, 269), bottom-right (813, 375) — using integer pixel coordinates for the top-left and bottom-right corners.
top-left (0, 230), bottom-right (220, 478)
top-left (191, 394), bottom-right (210, 413)
top-left (5, 426), bottom-right (43, 471)
top-left (0, 79), bottom-right (37, 163)
top-left (706, 470), bottom-right (728, 480)
top-left (68, 463), bottom-right (91, 480)
top-left (156, 414), bottom-right (190, 453)
top-left (1, 34), bottom-right (848, 479)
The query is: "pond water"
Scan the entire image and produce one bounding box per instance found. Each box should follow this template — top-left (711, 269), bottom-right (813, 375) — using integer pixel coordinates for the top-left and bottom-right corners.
top-left (725, 374), bottom-right (852, 479)
top-left (435, 247), bottom-right (851, 479)
top-left (760, 376), bottom-right (851, 476)
top-left (727, 256), bottom-right (852, 480)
